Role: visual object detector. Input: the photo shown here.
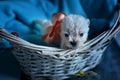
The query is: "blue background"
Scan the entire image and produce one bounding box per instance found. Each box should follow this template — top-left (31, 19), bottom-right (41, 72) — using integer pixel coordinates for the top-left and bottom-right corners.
top-left (0, 0), bottom-right (120, 80)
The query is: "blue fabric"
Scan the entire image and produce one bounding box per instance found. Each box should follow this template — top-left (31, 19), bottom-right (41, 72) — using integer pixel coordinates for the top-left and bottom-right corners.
top-left (0, 0), bottom-right (117, 48)
top-left (0, 48), bottom-right (21, 80)
top-left (0, 1), bottom-right (120, 80)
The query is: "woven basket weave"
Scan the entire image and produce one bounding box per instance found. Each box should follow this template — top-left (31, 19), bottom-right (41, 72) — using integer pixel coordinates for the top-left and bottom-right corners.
top-left (0, 10), bottom-right (120, 80)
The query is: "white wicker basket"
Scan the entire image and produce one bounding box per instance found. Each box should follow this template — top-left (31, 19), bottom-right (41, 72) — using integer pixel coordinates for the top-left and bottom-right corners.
top-left (0, 10), bottom-right (120, 80)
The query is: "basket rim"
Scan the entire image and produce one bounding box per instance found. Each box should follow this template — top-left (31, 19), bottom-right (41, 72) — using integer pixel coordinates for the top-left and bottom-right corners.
top-left (0, 10), bottom-right (120, 52)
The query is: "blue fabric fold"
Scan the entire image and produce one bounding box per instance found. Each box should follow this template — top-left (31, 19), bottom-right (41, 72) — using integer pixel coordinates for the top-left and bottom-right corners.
top-left (0, 0), bottom-right (118, 48)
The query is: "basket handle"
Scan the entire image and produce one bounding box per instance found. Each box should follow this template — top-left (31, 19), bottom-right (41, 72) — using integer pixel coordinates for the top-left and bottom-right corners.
top-left (0, 27), bottom-right (13, 39)
top-left (0, 27), bottom-right (63, 51)
top-left (0, 27), bottom-right (31, 45)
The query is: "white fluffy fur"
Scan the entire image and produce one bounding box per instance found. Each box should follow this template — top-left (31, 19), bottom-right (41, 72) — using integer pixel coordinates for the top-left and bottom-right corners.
top-left (60, 15), bottom-right (90, 49)
top-left (35, 14), bottom-right (90, 49)
top-left (34, 20), bottom-right (52, 35)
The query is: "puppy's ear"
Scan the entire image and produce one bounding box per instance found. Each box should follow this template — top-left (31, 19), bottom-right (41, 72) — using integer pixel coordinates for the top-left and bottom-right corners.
top-left (86, 19), bottom-right (90, 25)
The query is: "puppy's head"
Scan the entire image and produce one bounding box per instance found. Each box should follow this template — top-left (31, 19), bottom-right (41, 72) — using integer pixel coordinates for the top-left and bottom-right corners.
top-left (61, 15), bottom-right (90, 49)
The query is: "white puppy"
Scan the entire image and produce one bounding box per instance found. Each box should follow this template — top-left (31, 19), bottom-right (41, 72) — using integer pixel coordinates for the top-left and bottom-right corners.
top-left (35, 14), bottom-right (90, 49)
top-left (60, 15), bottom-right (90, 49)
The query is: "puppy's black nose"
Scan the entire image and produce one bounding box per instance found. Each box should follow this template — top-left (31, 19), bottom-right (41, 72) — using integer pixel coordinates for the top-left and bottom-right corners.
top-left (70, 40), bottom-right (77, 46)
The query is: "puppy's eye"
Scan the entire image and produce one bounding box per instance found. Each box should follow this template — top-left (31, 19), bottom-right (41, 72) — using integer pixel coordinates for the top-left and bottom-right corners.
top-left (65, 33), bottom-right (69, 37)
top-left (79, 33), bottom-right (84, 37)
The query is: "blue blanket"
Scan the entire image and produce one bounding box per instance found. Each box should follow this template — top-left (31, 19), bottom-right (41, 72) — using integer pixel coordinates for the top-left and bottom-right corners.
top-left (0, 1), bottom-right (120, 80)
top-left (0, 0), bottom-right (118, 47)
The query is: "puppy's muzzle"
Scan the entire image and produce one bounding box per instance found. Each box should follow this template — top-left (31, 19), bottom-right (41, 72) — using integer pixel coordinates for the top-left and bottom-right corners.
top-left (70, 40), bottom-right (77, 47)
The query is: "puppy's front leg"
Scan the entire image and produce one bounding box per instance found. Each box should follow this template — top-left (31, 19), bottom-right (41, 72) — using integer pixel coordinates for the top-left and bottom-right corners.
top-left (61, 41), bottom-right (69, 49)
top-left (60, 40), bottom-right (65, 49)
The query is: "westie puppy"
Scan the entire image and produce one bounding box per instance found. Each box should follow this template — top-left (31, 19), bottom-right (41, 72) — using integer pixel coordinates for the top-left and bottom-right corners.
top-left (35, 13), bottom-right (90, 49)
top-left (60, 15), bottom-right (90, 49)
